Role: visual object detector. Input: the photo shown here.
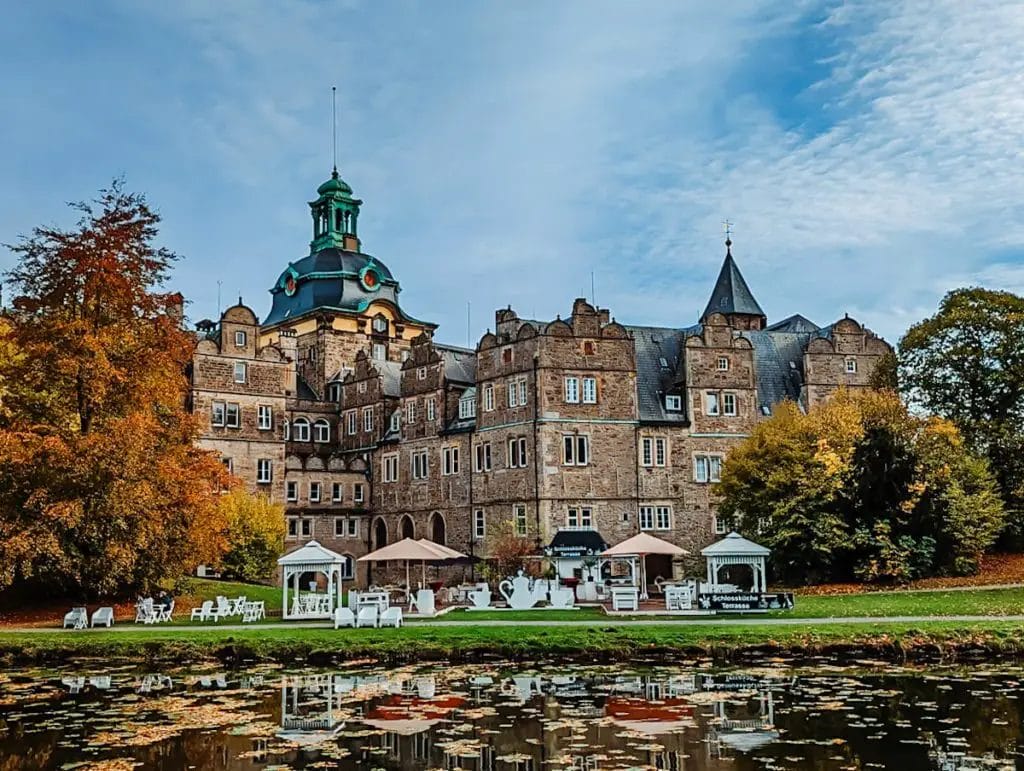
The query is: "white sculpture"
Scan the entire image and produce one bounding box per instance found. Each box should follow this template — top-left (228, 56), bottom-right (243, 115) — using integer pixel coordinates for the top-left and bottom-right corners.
top-left (499, 570), bottom-right (539, 610)
top-left (549, 587), bottom-right (575, 609)
top-left (469, 588), bottom-right (492, 609)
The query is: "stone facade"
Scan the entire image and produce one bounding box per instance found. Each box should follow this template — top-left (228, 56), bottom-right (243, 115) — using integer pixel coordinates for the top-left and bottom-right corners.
top-left (189, 173), bottom-right (893, 587)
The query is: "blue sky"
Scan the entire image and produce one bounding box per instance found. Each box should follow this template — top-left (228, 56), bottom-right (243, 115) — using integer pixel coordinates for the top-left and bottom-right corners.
top-left (2, 1), bottom-right (1023, 347)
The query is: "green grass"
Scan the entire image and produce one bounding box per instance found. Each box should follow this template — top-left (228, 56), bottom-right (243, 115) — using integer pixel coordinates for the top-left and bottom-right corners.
top-left (777, 587), bottom-right (1024, 618)
top-left (176, 578), bottom-right (282, 611)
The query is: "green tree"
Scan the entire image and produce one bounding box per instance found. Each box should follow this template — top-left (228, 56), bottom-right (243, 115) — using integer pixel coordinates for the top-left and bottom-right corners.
top-left (899, 287), bottom-right (1024, 540)
top-left (219, 488), bottom-right (285, 583)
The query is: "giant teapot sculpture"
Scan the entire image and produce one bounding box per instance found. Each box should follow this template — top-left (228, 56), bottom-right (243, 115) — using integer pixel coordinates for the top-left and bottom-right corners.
top-left (498, 570), bottom-right (538, 610)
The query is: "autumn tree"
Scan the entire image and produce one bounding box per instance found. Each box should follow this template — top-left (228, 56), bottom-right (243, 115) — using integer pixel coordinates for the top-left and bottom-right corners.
top-left (717, 390), bottom-right (1004, 585)
top-left (482, 519), bottom-right (539, 581)
top-left (0, 180), bottom-right (230, 598)
top-left (900, 288), bottom-right (1024, 541)
top-left (219, 488), bottom-right (286, 583)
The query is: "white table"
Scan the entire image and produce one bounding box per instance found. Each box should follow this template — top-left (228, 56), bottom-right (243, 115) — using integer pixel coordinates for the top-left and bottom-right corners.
top-left (610, 586), bottom-right (639, 611)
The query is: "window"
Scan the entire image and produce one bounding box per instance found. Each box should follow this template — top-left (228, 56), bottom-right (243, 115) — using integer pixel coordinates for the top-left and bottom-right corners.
top-left (475, 442), bottom-right (492, 472)
top-left (288, 518), bottom-right (312, 538)
top-left (406, 401), bottom-right (416, 424)
top-left (483, 384), bottom-right (495, 411)
top-left (717, 356), bottom-right (729, 371)
top-left (372, 343), bottom-right (386, 361)
top-left (723, 392), bottom-right (737, 416)
top-left (221, 457), bottom-right (233, 473)
top-left (346, 410), bottom-right (357, 436)
top-left (234, 330), bottom-right (247, 347)
top-left (518, 378), bottom-right (528, 406)
top-left (211, 401), bottom-right (225, 427)
top-left (426, 398), bottom-right (435, 421)
top-left (357, 381), bottom-right (367, 394)
top-left (665, 394), bottom-right (682, 412)
top-left (258, 405), bottom-right (272, 430)
top-left (390, 411), bottom-right (400, 433)
top-left (442, 446), bottom-right (460, 475)
top-left (335, 517), bottom-right (346, 536)
top-left (286, 481), bottom-right (298, 502)
top-left (514, 504), bottom-right (528, 536)
top-left (354, 483), bottom-right (364, 504)
top-left (233, 361), bottom-right (247, 383)
top-left (372, 316), bottom-right (388, 334)
top-left (332, 482), bottom-right (343, 502)
top-left (562, 434), bottom-right (589, 466)
top-left (641, 437), bottom-right (667, 467)
top-left (713, 515), bottom-right (730, 535)
top-left (283, 419), bottom-right (290, 440)
top-left (225, 403), bottom-right (240, 428)
top-left (341, 554), bottom-right (355, 579)
top-left (564, 377), bottom-right (579, 403)
top-left (412, 450), bottom-right (429, 480)
top-left (582, 376), bottom-right (597, 404)
top-left (567, 507), bottom-right (592, 528)
top-left (694, 454), bottom-right (722, 483)
top-left (347, 518), bottom-right (359, 537)
top-left (508, 437), bottom-right (527, 468)
top-left (659, 356), bottom-right (670, 369)
top-left (313, 420), bottom-right (330, 442)
top-left (328, 383), bottom-right (341, 403)
top-left (309, 482), bottom-right (321, 503)
top-left (459, 394), bottom-right (475, 419)
top-left (640, 505), bottom-right (672, 531)
top-left (474, 509), bottom-right (486, 540)
top-left (507, 380), bottom-right (518, 408)
top-left (846, 357), bottom-right (857, 374)
top-left (256, 459), bottom-right (272, 484)
top-left (293, 418), bottom-right (310, 442)
top-left (705, 392), bottom-right (720, 416)
top-left (363, 407), bottom-right (374, 432)
top-left (382, 454), bottom-right (399, 483)
top-left (417, 366), bottom-right (427, 380)
top-left (502, 347), bottom-right (513, 364)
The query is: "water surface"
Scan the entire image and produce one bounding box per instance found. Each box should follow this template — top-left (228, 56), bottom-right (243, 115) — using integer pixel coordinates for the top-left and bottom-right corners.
top-left (0, 661), bottom-right (1020, 769)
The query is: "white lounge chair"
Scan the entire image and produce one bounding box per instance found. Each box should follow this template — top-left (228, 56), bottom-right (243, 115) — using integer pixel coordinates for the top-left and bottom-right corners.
top-left (63, 607), bottom-right (87, 629)
top-left (380, 607), bottom-right (403, 628)
top-left (241, 601), bottom-right (265, 623)
top-left (91, 607), bottom-right (114, 627)
top-left (356, 605), bottom-right (379, 628)
top-left (334, 607), bottom-right (356, 628)
top-left (190, 600), bottom-right (215, 622)
top-left (212, 596), bottom-right (232, 621)
top-left (134, 598), bottom-right (154, 623)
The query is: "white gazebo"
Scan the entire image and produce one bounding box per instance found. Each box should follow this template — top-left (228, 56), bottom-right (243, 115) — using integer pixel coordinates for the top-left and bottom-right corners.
top-left (701, 532), bottom-right (770, 593)
top-left (278, 540), bottom-right (347, 620)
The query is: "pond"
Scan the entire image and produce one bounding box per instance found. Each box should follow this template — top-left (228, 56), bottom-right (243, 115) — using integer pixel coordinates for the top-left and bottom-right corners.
top-left (0, 661), bottom-right (1020, 769)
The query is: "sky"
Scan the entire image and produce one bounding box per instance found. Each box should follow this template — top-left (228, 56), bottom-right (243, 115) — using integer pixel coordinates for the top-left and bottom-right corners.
top-left (2, 0), bottom-right (1023, 348)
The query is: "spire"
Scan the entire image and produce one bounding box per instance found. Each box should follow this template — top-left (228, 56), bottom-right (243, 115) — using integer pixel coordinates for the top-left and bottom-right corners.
top-left (308, 86), bottom-right (363, 253)
top-left (700, 237), bottom-right (767, 330)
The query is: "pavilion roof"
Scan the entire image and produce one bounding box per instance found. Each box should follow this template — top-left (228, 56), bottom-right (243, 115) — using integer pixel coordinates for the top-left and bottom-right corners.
top-left (701, 531), bottom-right (770, 557)
top-left (277, 540), bottom-right (345, 565)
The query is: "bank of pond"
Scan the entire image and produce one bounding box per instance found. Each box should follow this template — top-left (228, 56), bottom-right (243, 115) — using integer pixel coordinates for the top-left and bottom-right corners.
top-left (0, 659), bottom-right (1021, 769)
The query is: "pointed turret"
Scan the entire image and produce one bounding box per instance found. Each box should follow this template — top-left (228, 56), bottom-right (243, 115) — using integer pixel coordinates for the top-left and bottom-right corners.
top-left (700, 238), bottom-right (766, 330)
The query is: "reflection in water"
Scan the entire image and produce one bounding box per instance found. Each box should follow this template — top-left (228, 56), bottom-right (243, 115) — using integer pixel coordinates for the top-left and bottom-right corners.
top-left (0, 664), bottom-right (1020, 769)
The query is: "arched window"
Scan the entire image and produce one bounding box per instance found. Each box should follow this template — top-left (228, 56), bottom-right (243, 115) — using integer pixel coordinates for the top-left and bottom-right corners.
top-left (313, 419), bottom-right (331, 443)
top-left (341, 554), bottom-right (355, 580)
top-left (430, 511), bottom-right (446, 545)
top-left (400, 515), bottom-right (415, 540)
top-left (372, 314), bottom-right (388, 334)
top-left (373, 518), bottom-right (388, 550)
top-left (293, 418), bottom-right (310, 442)
top-left (282, 419), bottom-right (290, 441)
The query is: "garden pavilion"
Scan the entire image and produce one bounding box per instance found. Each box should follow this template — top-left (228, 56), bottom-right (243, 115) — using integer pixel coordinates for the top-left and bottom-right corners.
top-left (701, 532), bottom-right (770, 593)
top-left (278, 540), bottom-right (347, 620)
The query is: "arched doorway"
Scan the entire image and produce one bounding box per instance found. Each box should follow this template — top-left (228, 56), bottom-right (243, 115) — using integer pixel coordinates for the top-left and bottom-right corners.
top-left (400, 515), bottom-right (415, 540)
top-left (430, 511), bottom-right (446, 545)
top-left (373, 518), bottom-right (388, 550)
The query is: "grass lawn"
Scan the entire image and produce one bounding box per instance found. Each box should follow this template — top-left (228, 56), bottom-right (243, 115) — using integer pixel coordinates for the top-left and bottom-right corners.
top-left (175, 578), bottom-right (282, 611)
top-left (779, 587), bottom-right (1024, 618)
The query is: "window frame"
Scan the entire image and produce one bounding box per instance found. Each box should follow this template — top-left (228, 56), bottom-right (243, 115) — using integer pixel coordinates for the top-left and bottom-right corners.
top-left (564, 376), bottom-right (580, 404)
top-left (513, 504), bottom-right (528, 537)
top-left (211, 400), bottom-right (226, 427)
top-left (382, 453), bottom-right (399, 483)
top-left (346, 410), bottom-right (357, 436)
top-left (225, 402), bottom-right (240, 428)
top-left (723, 392), bottom-right (737, 416)
top-left (475, 442), bottom-right (492, 472)
top-left (717, 356), bottom-right (729, 371)
top-left (332, 482), bottom-right (343, 502)
top-left (507, 380), bottom-right (518, 408)
top-left (363, 407), bottom-right (374, 433)
top-left (257, 404), bottom-right (273, 431)
top-left (233, 361), bottom-right (247, 384)
top-left (426, 398), bottom-right (436, 421)
top-left (411, 449), bottom-right (429, 480)
top-left (483, 383), bottom-right (495, 411)
top-left (309, 481), bottom-right (321, 503)
top-left (566, 507), bottom-right (593, 529)
top-left (562, 434), bottom-right (590, 466)
top-left (293, 418), bottom-right (310, 442)
top-left (665, 394), bottom-right (682, 412)
top-left (234, 330), bottom-right (247, 347)
top-left (845, 357), bottom-right (858, 374)
top-left (442, 446), bottom-right (460, 476)
top-left (353, 483), bottom-right (364, 504)
top-left (256, 459), bottom-right (272, 484)
top-left (705, 391), bottom-right (720, 416)
top-left (581, 376), bottom-right (597, 404)
top-left (313, 419), bottom-right (330, 443)
top-left (473, 509), bottom-right (486, 540)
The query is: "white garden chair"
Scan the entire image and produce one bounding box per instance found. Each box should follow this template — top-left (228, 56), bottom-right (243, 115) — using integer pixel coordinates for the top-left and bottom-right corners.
top-left (380, 607), bottom-right (403, 628)
top-left (190, 600), bottom-right (215, 622)
top-left (212, 596), bottom-right (232, 621)
top-left (134, 598), bottom-right (154, 624)
top-left (156, 599), bottom-right (174, 622)
top-left (229, 596), bottom-right (247, 615)
top-left (356, 605), bottom-right (379, 628)
top-left (90, 607), bottom-right (114, 627)
top-left (334, 607), bottom-right (356, 628)
top-left (63, 607), bottom-right (87, 629)
top-left (241, 601), bottom-right (265, 623)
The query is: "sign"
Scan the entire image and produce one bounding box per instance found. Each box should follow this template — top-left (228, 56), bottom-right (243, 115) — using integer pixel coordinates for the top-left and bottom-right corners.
top-left (697, 592), bottom-right (795, 612)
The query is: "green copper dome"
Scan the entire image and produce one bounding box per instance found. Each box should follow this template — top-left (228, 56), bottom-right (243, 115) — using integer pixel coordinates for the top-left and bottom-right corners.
top-left (317, 169), bottom-right (353, 196)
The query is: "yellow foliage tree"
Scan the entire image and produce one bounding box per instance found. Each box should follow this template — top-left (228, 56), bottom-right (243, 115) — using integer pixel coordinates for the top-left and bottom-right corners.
top-left (218, 488), bottom-right (286, 583)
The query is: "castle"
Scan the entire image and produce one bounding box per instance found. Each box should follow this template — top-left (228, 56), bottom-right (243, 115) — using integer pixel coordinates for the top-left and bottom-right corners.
top-left (189, 168), bottom-right (892, 584)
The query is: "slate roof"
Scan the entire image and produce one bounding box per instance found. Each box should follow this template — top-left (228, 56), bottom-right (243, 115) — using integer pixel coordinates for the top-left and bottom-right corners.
top-left (377, 360), bottom-right (403, 397)
top-left (436, 344), bottom-right (477, 385)
top-left (625, 324), bottom-right (696, 424)
top-left (765, 314), bottom-right (819, 334)
top-left (701, 250), bottom-right (766, 321)
top-left (740, 330), bottom-right (810, 414)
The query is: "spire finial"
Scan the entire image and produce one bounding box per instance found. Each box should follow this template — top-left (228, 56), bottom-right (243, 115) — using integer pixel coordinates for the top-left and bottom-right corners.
top-left (723, 219), bottom-right (733, 254)
top-left (331, 86), bottom-right (338, 176)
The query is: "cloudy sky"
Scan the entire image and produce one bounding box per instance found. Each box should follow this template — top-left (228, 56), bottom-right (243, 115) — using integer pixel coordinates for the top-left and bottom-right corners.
top-left (2, 0), bottom-right (1022, 347)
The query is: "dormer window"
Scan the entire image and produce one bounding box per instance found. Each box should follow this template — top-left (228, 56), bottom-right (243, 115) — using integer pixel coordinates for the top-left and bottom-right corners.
top-left (659, 357), bottom-right (669, 369)
top-left (665, 394), bottom-right (682, 412)
top-left (390, 411), bottom-right (401, 433)
top-left (459, 395), bottom-right (476, 419)
top-left (372, 316), bottom-right (388, 334)
top-left (234, 331), bottom-right (247, 347)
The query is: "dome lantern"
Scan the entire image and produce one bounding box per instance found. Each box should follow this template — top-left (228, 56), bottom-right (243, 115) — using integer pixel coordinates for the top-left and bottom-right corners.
top-left (309, 168), bottom-right (362, 253)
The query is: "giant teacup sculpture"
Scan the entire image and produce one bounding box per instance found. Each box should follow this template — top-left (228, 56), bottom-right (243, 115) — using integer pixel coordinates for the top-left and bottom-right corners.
top-left (498, 570), bottom-right (539, 610)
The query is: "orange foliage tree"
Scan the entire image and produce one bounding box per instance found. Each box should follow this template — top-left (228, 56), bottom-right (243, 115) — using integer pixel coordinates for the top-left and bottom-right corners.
top-left (0, 181), bottom-right (230, 598)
